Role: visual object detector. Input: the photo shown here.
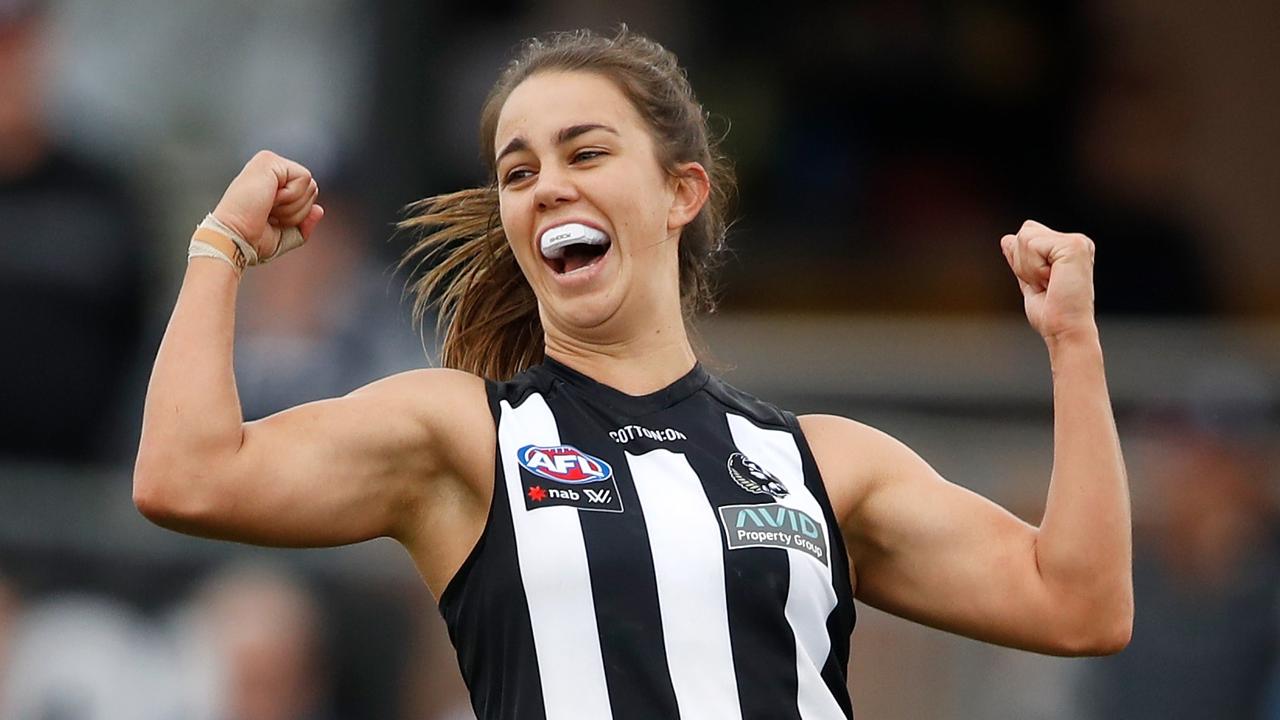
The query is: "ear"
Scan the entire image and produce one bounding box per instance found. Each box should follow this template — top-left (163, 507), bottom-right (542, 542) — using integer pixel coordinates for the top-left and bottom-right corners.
top-left (666, 162), bottom-right (711, 233)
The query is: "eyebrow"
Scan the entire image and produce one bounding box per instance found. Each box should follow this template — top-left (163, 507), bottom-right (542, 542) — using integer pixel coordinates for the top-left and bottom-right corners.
top-left (495, 123), bottom-right (619, 164)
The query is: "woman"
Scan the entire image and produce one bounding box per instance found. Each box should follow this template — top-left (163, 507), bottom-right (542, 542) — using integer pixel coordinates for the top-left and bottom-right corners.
top-left (135, 28), bottom-right (1132, 719)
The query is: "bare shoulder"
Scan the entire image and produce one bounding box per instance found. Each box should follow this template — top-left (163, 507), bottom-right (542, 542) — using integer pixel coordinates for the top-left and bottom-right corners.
top-left (349, 366), bottom-right (487, 406)
top-left (346, 367), bottom-right (494, 485)
top-left (798, 413), bottom-right (922, 524)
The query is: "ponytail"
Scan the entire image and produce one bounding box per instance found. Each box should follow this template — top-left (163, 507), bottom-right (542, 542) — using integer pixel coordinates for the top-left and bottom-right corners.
top-left (397, 186), bottom-right (543, 380)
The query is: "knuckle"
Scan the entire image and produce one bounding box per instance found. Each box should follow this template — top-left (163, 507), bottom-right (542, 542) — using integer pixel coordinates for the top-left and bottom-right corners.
top-left (1067, 234), bottom-right (1092, 252)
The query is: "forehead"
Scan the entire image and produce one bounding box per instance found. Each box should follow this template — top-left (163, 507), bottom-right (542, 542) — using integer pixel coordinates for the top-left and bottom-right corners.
top-left (495, 71), bottom-right (643, 153)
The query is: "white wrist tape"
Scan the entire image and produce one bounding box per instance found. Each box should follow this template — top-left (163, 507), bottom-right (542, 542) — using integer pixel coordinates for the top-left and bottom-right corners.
top-left (199, 213), bottom-right (259, 266)
top-left (188, 237), bottom-right (243, 275)
top-left (187, 213), bottom-right (306, 276)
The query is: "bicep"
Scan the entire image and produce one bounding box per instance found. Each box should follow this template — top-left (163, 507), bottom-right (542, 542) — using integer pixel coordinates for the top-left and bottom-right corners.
top-left (803, 414), bottom-right (1070, 654)
top-left (159, 369), bottom-right (491, 548)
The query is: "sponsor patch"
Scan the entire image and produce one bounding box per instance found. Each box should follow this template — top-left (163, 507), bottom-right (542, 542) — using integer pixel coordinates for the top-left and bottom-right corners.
top-left (727, 452), bottom-right (789, 498)
top-left (718, 503), bottom-right (828, 566)
top-left (609, 424), bottom-right (688, 444)
top-left (517, 444), bottom-right (623, 513)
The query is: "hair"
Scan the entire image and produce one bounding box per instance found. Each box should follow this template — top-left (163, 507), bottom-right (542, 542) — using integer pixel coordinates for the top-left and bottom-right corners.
top-left (397, 27), bottom-right (735, 381)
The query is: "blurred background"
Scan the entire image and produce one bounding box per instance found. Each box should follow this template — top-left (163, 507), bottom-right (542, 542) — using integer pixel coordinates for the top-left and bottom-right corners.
top-left (1, 0), bottom-right (1277, 717)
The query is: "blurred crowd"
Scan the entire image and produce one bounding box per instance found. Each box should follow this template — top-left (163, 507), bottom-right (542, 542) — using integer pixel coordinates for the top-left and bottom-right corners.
top-left (0, 0), bottom-right (1277, 717)
top-left (0, 560), bottom-right (474, 719)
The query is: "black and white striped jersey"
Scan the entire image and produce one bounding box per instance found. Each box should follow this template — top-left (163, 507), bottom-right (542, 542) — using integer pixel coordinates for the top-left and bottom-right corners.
top-left (439, 357), bottom-right (856, 719)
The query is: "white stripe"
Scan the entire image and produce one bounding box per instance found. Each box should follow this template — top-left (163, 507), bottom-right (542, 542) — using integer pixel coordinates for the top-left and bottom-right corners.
top-left (629, 449), bottom-right (744, 720)
top-left (499, 395), bottom-right (613, 719)
top-left (728, 414), bottom-right (845, 720)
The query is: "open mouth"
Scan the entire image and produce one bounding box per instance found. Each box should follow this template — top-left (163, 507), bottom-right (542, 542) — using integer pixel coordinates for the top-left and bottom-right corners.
top-left (539, 222), bottom-right (612, 275)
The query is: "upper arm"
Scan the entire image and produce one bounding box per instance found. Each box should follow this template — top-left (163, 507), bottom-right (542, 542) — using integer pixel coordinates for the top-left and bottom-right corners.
top-left (800, 413), bottom-right (1086, 655)
top-left (137, 368), bottom-right (493, 549)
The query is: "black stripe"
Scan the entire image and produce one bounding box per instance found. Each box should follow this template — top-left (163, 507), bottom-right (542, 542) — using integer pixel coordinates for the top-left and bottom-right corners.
top-left (789, 411), bottom-right (856, 718)
top-left (683, 400), bottom-right (802, 720)
top-left (440, 383), bottom-right (548, 720)
top-left (549, 389), bottom-right (681, 720)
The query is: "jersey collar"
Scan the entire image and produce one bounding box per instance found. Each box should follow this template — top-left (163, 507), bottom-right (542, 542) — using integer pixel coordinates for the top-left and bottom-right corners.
top-left (541, 356), bottom-right (710, 416)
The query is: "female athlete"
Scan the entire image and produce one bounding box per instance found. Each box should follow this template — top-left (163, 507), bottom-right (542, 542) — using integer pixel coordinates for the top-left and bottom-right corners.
top-left (134, 28), bottom-right (1132, 719)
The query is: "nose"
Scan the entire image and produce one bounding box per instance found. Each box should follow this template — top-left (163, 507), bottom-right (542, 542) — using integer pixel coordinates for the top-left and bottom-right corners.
top-left (533, 163), bottom-right (579, 210)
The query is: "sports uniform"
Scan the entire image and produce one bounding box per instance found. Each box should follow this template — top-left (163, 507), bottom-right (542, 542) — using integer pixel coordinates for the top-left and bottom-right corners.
top-left (440, 357), bottom-right (856, 719)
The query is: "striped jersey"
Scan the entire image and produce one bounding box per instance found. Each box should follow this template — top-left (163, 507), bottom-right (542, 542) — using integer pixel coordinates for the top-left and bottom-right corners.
top-left (439, 358), bottom-right (856, 719)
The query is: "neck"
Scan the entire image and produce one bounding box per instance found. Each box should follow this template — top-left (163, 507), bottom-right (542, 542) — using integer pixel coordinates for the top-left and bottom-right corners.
top-left (543, 315), bottom-right (697, 396)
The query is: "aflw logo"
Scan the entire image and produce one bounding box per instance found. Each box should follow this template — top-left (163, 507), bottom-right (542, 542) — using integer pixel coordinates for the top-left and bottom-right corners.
top-left (584, 488), bottom-right (613, 503)
top-left (518, 445), bottom-right (613, 484)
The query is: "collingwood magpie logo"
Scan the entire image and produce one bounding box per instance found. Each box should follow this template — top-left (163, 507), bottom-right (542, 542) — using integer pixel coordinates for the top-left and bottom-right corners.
top-left (727, 452), bottom-right (788, 498)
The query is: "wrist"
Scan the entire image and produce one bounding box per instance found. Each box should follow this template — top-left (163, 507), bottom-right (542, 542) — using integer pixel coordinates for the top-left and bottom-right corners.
top-left (210, 205), bottom-right (253, 243)
top-left (188, 214), bottom-right (256, 277)
top-left (1044, 323), bottom-right (1100, 351)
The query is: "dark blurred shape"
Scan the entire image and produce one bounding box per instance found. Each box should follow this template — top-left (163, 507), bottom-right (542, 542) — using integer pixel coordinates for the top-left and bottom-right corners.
top-left (172, 561), bottom-right (336, 720)
top-left (0, 592), bottom-right (179, 719)
top-left (0, 572), bottom-right (17, 706)
top-left (0, 3), bottom-right (147, 465)
top-left (1069, 4), bottom-right (1215, 316)
top-left (233, 190), bottom-right (424, 421)
top-left (1084, 366), bottom-right (1280, 719)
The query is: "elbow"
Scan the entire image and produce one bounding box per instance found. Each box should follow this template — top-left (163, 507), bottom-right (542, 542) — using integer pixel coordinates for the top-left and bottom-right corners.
top-left (1102, 595), bottom-right (1135, 654)
top-left (132, 460), bottom-right (185, 528)
top-left (132, 475), bottom-right (178, 527)
top-left (1077, 614), bottom-right (1132, 656)
top-left (132, 452), bottom-right (219, 531)
top-left (1056, 594), bottom-right (1134, 657)
top-left (1101, 621), bottom-right (1133, 655)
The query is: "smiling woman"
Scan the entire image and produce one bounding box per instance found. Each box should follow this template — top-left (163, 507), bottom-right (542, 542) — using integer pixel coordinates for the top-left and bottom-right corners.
top-left (135, 24), bottom-right (1132, 720)
top-left (397, 29), bottom-right (734, 381)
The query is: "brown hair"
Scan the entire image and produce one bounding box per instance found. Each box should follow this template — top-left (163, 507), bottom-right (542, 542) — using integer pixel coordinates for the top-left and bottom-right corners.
top-left (398, 26), bottom-right (735, 380)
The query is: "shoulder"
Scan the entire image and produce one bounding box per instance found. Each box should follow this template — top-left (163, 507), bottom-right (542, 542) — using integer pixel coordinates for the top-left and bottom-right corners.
top-left (350, 367), bottom-right (488, 409)
top-left (798, 413), bottom-right (925, 524)
top-left (702, 374), bottom-right (792, 429)
top-left (351, 368), bottom-right (499, 500)
top-left (347, 368), bottom-right (493, 451)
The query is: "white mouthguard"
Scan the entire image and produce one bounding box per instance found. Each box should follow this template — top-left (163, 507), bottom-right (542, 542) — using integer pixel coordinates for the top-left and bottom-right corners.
top-left (539, 223), bottom-right (610, 259)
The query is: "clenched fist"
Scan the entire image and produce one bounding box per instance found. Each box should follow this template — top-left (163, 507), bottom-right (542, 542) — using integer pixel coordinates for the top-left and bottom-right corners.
top-left (1000, 220), bottom-right (1097, 342)
top-left (212, 150), bottom-right (325, 261)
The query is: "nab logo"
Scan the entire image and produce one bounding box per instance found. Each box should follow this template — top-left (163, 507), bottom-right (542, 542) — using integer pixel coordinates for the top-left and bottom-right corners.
top-left (517, 445), bottom-right (613, 485)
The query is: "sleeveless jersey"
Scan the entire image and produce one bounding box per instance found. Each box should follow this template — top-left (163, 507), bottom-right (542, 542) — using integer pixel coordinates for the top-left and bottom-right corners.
top-left (439, 358), bottom-right (856, 719)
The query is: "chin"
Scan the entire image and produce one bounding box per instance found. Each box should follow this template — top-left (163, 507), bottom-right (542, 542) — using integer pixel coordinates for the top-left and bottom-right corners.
top-left (541, 286), bottom-right (627, 333)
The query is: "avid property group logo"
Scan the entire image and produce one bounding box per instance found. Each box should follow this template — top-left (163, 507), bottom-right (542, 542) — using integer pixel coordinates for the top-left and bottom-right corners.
top-left (517, 445), bottom-right (623, 513)
top-left (720, 452), bottom-right (828, 566)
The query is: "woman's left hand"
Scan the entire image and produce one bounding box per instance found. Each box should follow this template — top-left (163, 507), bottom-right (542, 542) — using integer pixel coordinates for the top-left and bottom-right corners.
top-left (1000, 220), bottom-right (1097, 342)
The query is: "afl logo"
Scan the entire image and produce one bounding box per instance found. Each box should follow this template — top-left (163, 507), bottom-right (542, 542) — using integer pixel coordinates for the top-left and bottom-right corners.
top-left (727, 452), bottom-right (789, 498)
top-left (518, 445), bottom-right (613, 484)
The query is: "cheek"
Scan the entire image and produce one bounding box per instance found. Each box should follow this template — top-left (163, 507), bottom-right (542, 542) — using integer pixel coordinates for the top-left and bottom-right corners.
top-left (499, 197), bottom-right (532, 262)
top-left (498, 195), bottom-right (517, 237)
top-left (605, 171), bottom-right (668, 241)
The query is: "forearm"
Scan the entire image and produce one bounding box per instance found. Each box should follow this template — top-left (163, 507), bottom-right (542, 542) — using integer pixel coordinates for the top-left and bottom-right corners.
top-left (1034, 325), bottom-right (1133, 629)
top-left (136, 258), bottom-right (245, 479)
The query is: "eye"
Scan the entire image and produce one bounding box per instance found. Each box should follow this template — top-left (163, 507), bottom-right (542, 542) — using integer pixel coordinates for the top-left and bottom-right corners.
top-left (571, 149), bottom-right (607, 163)
top-left (501, 167), bottom-right (535, 186)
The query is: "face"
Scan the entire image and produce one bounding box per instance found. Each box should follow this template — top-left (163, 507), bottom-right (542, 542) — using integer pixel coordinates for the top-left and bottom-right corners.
top-left (494, 70), bottom-right (707, 336)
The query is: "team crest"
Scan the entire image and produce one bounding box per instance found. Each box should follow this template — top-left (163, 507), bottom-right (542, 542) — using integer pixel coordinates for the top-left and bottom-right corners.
top-left (727, 452), bottom-right (788, 498)
top-left (517, 445), bottom-right (613, 484)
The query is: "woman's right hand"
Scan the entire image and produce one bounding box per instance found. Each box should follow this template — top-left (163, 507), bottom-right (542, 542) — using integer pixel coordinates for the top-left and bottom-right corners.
top-left (212, 150), bottom-right (325, 260)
